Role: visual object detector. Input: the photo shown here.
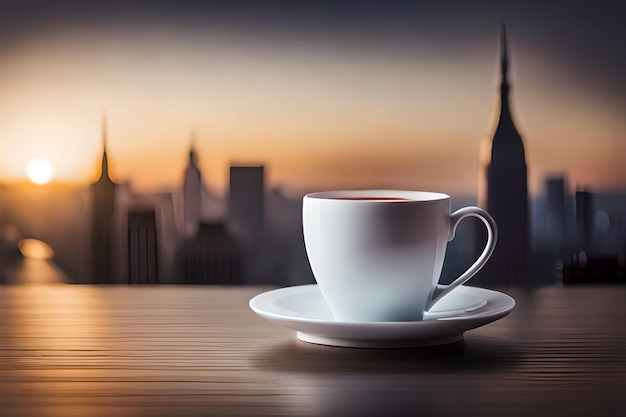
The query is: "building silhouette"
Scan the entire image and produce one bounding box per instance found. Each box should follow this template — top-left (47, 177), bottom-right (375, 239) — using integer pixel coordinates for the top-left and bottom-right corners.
top-left (174, 143), bottom-right (246, 284)
top-left (91, 116), bottom-right (117, 284)
top-left (183, 133), bottom-right (201, 238)
top-left (576, 189), bottom-right (593, 251)
top-left (561, 188), bottom-right (626, 284)
top-left (177, 222), bottom-right (243, 284)
top-left (228, 165), bottom-right (265, 244)
top-left (227, 165), bottom-right (273, 284)
top-left (128, 209), bottom-right (159, 284)
top-left (545, 176), bottom-right (568, 255)
top-left (477, 25), bottom-right (529, 286)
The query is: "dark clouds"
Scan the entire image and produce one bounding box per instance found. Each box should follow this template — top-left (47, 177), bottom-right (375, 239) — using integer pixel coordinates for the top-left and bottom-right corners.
top-left (1, 0), bottom-right (624, 105)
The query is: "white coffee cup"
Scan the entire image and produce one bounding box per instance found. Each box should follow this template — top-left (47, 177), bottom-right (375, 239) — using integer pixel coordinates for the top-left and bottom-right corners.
top-left (303, 190), bottom-right (497, 322)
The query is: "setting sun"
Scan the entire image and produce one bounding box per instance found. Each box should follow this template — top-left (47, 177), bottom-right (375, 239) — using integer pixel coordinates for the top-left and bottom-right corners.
top-left (26, 158), bottom-right (54, 185)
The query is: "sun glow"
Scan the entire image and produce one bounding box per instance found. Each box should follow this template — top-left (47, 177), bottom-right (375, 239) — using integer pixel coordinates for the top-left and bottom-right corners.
top-left (26, 158), bottom-right (54, 185)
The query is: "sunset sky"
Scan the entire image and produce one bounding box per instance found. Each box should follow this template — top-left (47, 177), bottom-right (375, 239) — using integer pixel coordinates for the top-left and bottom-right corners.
top-left (0, 0), bottom-right (624, 197)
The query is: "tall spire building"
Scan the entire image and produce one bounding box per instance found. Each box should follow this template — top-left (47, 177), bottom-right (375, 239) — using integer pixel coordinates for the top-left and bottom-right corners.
top-left (477, 26), bottom-right (529, 285)
top-left (183, 131), bottom-right (201, 237)
top-left (91, 115), bottom-right (117, 284)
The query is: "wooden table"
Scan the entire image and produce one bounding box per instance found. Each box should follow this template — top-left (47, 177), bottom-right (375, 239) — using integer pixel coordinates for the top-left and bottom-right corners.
top-left (0, 285), bottom-right (625, 417)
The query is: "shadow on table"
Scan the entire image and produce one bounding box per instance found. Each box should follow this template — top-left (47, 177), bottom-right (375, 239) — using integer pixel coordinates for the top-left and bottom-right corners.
top-left (253, 335), bottom-right (524, 375)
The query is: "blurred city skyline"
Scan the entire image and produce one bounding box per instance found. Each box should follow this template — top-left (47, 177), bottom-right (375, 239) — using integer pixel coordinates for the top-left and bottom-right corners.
top-left (0, 1), bottom-right (624, 197)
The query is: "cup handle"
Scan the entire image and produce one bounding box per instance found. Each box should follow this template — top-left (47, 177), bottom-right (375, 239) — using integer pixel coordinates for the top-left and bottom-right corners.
top-left (425, 206), bottom-right (497, 311)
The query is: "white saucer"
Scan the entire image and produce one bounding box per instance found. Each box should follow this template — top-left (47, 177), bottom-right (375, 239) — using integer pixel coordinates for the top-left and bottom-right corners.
top-left (249, 285), bottom-right (515, 348)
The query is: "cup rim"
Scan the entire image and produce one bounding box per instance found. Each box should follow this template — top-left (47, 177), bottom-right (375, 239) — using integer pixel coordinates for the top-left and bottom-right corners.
top-left (304, 190), bottom-right (450, 202)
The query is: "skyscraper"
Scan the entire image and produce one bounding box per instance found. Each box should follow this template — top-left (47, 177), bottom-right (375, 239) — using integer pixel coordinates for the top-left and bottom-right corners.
top-left (227, 165), bottom-right (267, 284)
top-left (228, 165), bottom-right (265, 243)
top-left (128, 209), bottom-right (158, 284)
top-left (545, 176), bottom-right (567, 254)
top-left (183, 133), bottom-right (201, 238)
top-left (575, 189), bottom-right (593, 251)
top-left (91, 116), bottom-right (117, 284)
top-left (178, 222), bottom-right (243, 285)
top-left (477, 26), bottom-right (529, 285)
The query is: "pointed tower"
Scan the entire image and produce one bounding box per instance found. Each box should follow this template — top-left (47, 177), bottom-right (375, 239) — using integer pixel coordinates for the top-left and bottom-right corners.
top-left (182, 130), bottom-right (201, 237)
top-left (91, 115), bottom-right (117, 284)
top-left (477, 26), bottom-right (529, 285)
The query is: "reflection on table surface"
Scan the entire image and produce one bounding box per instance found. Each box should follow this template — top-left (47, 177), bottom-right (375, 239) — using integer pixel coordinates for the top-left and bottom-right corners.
top-left (0, 284), bottom-right (625, 417)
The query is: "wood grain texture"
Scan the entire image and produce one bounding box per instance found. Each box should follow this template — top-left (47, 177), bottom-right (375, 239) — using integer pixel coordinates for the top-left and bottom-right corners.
top-left (0, 285), bottom-right (625, 417)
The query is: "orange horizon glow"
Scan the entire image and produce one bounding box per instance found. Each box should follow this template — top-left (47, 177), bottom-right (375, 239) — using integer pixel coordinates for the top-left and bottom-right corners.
top-left (0, 118), bottom-right (623, 198)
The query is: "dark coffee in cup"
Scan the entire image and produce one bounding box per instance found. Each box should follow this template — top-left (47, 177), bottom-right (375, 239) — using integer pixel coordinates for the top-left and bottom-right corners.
top-left (327, 197), bottom-right (411, 201)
